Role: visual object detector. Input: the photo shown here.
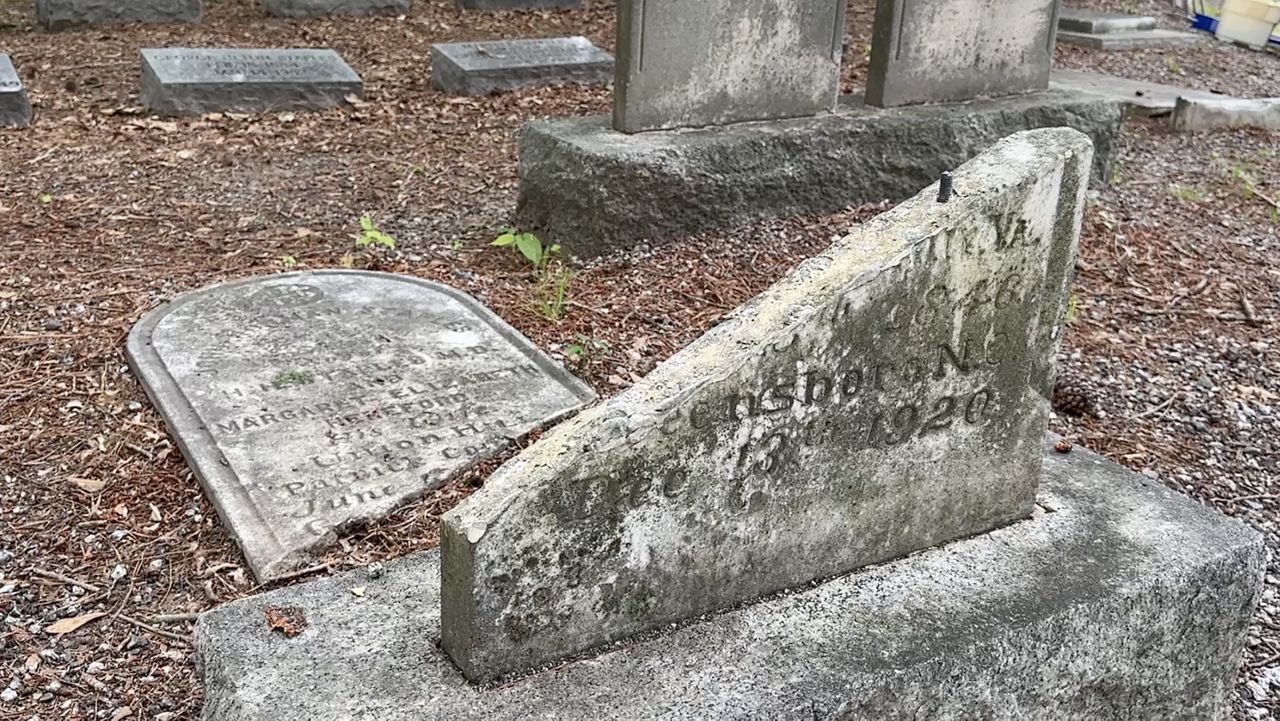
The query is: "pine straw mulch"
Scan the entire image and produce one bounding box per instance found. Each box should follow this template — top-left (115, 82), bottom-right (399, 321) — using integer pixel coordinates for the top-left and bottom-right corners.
top-left (0, 1), bottom-right (1279, 719)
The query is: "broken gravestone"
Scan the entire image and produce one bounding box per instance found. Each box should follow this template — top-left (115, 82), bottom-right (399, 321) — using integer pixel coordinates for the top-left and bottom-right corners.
top-left (127, 271), bottom-right (595, 581)
top-left (442, 127), bottom-right (1092, 683)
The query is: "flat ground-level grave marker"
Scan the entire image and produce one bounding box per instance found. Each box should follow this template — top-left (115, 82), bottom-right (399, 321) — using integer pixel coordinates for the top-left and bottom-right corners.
top-left (0, 54), bottom-right (31, 128)
top-left (431, 37), bottom-right (613, 96)
top-left (127, 271), bottom-right (595, 581)
top-left (139, 48), bottom-right (362, 116)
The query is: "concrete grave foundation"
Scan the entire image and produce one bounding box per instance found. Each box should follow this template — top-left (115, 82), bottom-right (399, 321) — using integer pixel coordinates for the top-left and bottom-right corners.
top-left (516, 90), bottom-right (1122, 257)
top-left (195, 440), bottom-right (1263, 721)
top-left (36, 0), bottom-right (201, 30)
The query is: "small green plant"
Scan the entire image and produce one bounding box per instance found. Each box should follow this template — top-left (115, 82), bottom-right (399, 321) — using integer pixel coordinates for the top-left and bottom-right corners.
top-left (1109, 160), bottom-right (1126, 186)
top-left (449, 238), bottom-right (464, 251)
top-left (354, 215), bottom-right (396, 250)
top-left (1168, 183), bottom-right (1206, 203)
top-left (38, 193), bottom-right (53, 204)
top-left (493, 229), bottom-right (571, 321)
top-left (280, 254), bottom-right (298, 269)
top-left (1230, 161), bottom-right (1258, 198)
top-left (1064, 294), bottom-right (1081, 325)
top-left (565, 333), bottom-right (611, 366)
top-left (1164, 57), bottom-right (1185, 76)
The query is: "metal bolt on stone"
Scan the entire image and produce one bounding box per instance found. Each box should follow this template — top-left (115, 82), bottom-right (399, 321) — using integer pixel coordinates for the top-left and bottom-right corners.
top-left (937, 171), bottom-right (954, 203)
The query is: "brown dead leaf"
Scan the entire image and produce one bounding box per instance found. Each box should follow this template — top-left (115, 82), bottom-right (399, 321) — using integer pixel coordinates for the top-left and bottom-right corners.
top-left (69, 476), bottom-right (105, 493)
top-left (264, 605), bottom-right (307, 637)
top-left (46, 611), bottom-right (108, 635)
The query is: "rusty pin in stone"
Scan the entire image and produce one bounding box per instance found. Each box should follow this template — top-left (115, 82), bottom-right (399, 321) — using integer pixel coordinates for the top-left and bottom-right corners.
top-left (937, 171), bottom-right (954, 204)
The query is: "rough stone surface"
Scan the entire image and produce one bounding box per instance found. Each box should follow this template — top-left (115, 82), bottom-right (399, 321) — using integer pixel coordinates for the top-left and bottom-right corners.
top-left (613, 0), bottom-right (846, 132)
top-left (36, 0), bottom-right (200, 29)
top-left (1051, 69), bottom-right (1229, 117)
top-left (139, 48), bottom-right (363, 116)
top-left (195, 439), bottom-right (1265, 720)
top-left (0, 54), bottom-right (31, 129)
top-left (517, 91), bottom-right (1122, 257)
top-left (456, 0), bottom-right (580, 9)
top-left (261, 0), bottom-right (409, 17)
top-left (1173, 95), bottom-right (1280, 131)
top-left (431, 36), bottom-right (613, 96)
top-left (1057, 8), bottom-right (1157, 34)
top-left (126, 271), bottom-right (595, 581)
top-left (866, 0), bottom-right (1058, 108)
top-left (445, 128), bottom-right (1092, 683)
top-left (1056, 28), bottom-right (1201, 49)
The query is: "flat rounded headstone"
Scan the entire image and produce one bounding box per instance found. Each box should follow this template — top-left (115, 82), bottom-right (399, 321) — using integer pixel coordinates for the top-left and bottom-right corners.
top-left (127, 271), bottom-right (596, 581)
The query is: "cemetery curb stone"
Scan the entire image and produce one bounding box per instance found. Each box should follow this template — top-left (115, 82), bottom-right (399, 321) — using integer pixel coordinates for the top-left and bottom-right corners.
top-left (517, 90), bottom-right (1122, 257)
top-left (261, 0), bottom-right (410, 17)
top-left (139, 48), bottom-right (363, 116)
top-left (1173, 96), bottom-right (1280, 132)
top-left (446, 127), bottom-right (1092, 682)
top-left (1050, 69), bottom-right (1228, 118)
top-left (1057, 8), bottom-right (1158, 34)
top-left (0, 54), bottom-right (32, 128)
top-left (431, 37), bottom-right (613, 96)
top-left (194, 439), bottom-right (1264, 720)
top-left (36, 0), bottom-right (201, 30)
top-left (1055, 29), bottom-right (1201, 50)
top-left (126, 270), bottom-right (596, 581)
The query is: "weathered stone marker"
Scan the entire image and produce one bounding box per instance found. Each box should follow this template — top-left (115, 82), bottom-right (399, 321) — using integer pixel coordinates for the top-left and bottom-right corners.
top-left (431, 37), bottom-right (613, 97)
top-left (614, 0), bottom-right (846, 131)
top-left (139, 48), bottom-right (362, 116)
top-left (36, 0), bottom-right (201, 30)
top-left (866, 0), bottom-right (1059, 108)
top-left (127, 271), bottom-right (595, 581)
top-left (442, 128), bottom-right (1090, 683)
top-left (261, 0), bottom-right (409, 17)
top-left (0, 55), bottom-right (31, 129)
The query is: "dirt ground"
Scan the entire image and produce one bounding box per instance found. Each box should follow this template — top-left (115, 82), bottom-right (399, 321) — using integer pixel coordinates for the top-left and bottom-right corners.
top-left (0, 1), bottom-right (1278, 719)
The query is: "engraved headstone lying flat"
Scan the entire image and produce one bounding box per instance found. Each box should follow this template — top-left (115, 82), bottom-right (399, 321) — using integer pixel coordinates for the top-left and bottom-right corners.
top-left (614, 0), bottom-right (846, 132)
top-left (36, 0), bottom-right (201, 30)
top-left (140, 48), bottom-right (362, 116)
top-left (127, 271), bottom-right (595, 581)
top-left (262, 0), bottom-right (409, 17)
top-left (0, 55), bottom-right (31, 129)
top-left (431, 37), bottom-right (613, 96)
top-left (442, 127), bottom-right (1093, 683)
top-left (866, 0), bottom-right (1059, 108)
top-left (456, 0), bottom-right (581, 10)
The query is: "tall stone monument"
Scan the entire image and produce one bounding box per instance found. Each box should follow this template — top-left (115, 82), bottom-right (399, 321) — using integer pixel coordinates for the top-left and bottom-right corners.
top-left (516, 0), bottom-right (1124, 256)
top-left (194, 130), bottom-right (1263, 721)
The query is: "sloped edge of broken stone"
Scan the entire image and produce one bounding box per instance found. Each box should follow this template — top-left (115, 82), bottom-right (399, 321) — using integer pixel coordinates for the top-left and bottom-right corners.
top-left (125, 270), bottom-right (597, 582)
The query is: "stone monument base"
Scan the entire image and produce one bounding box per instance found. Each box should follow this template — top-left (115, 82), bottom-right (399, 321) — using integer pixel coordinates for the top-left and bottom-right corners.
top-left (195, 439), bottom-right (1262, 721)
top-left (516, 89), bottom-right (1122, 256)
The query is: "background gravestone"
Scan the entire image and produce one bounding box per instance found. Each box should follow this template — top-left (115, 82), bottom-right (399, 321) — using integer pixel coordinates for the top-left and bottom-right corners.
top-left (127, 271), bottom-right (595, 581)
top-left (614, 0), bottom-right (846, 132)
top-left (432, 37), bottom-right (613, 96)
top-left (443, 128), bottom-right (1091, 683)
top-left (0, 54), bottom-right (31, 128)
top-left (36, 0), bottom-right (201, 30)
top-left (261, 0), bottom-right (410, 17)
top-left (866, 0), bottom-right (1060, 108)
top-left (140, 48), bottom-right (363, 116)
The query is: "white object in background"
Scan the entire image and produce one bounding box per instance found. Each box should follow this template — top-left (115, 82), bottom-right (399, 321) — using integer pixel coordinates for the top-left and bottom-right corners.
top-left (1216, 0), bottom-right (1280, 48)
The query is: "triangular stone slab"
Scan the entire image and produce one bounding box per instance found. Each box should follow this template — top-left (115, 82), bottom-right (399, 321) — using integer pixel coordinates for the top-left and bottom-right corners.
top-left (441, 128), bottom-right (1093, 683)
top-left (127, 271), bottom-right (595, 581)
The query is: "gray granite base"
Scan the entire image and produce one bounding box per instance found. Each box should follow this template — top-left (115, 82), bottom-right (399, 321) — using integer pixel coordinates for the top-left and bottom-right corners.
top-left (516, 89), bottom-right (1122, 257)
top-left (195, 439), bottom-right (1263, 720)
top-left (36, 0), bottom-right (201, 30)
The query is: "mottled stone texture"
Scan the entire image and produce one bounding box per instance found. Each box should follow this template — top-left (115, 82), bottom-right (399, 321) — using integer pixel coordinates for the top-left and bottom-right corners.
top-left (36, 0), bottom-right (200, 29)
top-left (866, 0), bottom-right (1058, 108)
top-left (431, 37), bottom-right (613, 96)
top-left (139, 48), bottom-right (362, 116)
top-left (261, 0), bottom-right (409, 17)
top-left (195, 440), bottom-right (1264, 720)
top-left (614, 0), bottom-right (846, 131)
top-left (126, 271), bottom-right (594, 581)
top-left (517, 91), bottom-right (1122, 257)
top-left (1173, 96), bottom-right (1280, 132)
top-left (0, 54), bottom-right (31, 128)
top-left (442, 128), bottom-right (1092, 683)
